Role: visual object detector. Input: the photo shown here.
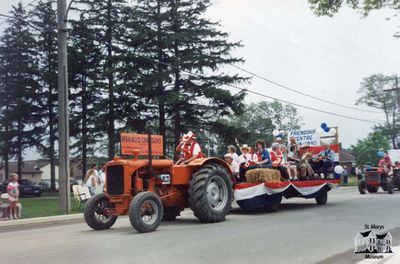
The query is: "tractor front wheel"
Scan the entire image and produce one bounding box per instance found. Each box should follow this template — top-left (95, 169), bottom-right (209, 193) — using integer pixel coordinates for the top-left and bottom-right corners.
top-left (188, 164), bottom-right (232, 223)
top-left (358, 180), bottom-right (366, 194)
top-left (129, 191), bottom-right (163, 233)
top-left (84, 193), bottom-right (117, 230)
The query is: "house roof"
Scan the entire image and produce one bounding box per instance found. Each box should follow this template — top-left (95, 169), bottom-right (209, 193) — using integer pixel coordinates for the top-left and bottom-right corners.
top-left (376, 233), bottom-right (388, 239)
top-left (360, 230), bottom-right (372, 237)
top-left (1, 160), bottom-right (43, 174)
top-left (340, 149), bottom-right (356, 163)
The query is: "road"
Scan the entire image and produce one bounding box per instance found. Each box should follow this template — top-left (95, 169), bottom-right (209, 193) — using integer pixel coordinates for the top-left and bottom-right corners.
top-left (1, 187), bottom-right (400, 264)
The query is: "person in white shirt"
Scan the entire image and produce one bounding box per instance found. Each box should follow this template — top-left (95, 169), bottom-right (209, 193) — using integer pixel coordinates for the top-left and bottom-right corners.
top-left (227, 145), bottom-right (240, 164)
top-left (224, 153), bottom-right (239, 180)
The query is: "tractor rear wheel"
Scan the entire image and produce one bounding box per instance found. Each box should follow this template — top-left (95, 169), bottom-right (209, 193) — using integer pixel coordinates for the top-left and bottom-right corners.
top-left (188, 164), bottom-right (232, 223)
top-left (84, 193), bottom-right (117, 230)
top-left (163, 207), bottom-right (183, 221)
top-left (129, 191), bottom-right (163, 233)
top-left (358, 180), bottom-right (366, 194)
top-left (367, 186), bottom-right (378, 193)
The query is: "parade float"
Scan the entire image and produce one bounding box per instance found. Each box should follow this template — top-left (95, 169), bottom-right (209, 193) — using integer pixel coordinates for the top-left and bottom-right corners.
top-left (233, 123), bottom-right (343, 212)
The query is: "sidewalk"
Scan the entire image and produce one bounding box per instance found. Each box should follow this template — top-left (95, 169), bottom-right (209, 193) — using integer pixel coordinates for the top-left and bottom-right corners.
top-left (0, 213), bottom-right (83, 232)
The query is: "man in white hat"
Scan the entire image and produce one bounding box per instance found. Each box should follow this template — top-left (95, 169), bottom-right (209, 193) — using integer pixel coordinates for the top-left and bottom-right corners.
top-left (176, 131), bottom-right (203, 165)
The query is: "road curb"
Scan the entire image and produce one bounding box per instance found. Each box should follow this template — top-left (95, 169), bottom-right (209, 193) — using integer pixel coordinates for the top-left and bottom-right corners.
top-left (0, 213), bottom-right (84, 232)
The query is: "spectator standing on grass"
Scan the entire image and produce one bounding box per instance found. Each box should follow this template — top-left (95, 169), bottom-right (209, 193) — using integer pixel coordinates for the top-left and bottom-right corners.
top-left (97, 164), bottom-right (106, 192)
top-left (342, 165), bottom-right (348, 184)
top-left (7, 173), bottom-right (19, 220)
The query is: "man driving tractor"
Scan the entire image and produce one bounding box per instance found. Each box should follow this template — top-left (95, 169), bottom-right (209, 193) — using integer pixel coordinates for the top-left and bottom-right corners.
top-left (175, 131), bottom-right (203, 165)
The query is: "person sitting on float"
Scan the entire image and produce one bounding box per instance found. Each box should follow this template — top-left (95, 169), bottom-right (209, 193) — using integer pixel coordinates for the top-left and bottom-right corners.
top-left (309, 143), bottom-right (335, 178)
top-left (176, 131), bottom-right (203, 165)
top-left (237, 144), bottom-right (256, 182)
top-left (281, 145), bottom-right (298, 181)
top-left (248, 141), bottom-right (272, 170)
top-left (224, 153), bottom-right (239, 180)
top-left (227, 145), bottom-right (240, 164)
top-left (269, 143), bottom-right (289, 181)
top-left (378, 151), bottom-right (393, 176)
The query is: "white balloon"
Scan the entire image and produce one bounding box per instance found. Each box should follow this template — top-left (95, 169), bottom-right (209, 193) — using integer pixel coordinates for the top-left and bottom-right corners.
top-left (272, 130), bottom-right (279, 136)
top-left (334, 165), bottom-right (344, 174)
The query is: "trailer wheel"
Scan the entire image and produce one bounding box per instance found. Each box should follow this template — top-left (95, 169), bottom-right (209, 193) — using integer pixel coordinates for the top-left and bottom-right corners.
top-left (367, 186), bottom-right (378, 193)
top-left (387, 179), bottom-right (394, 194)
top-left (129, 191), bottom-right (163, 233)
top-left (188, 164), bottom-right (232, 223)
top-left (264, 195), bottom-right (282, 212)
top-left (84, 193), bottom-right (117, 230)
top-left (163, 207), bottom-right (183, 221)
top-left (315, 191), bottom-right (328, 205)
top-left (358, 180), bottom-right (366, 194)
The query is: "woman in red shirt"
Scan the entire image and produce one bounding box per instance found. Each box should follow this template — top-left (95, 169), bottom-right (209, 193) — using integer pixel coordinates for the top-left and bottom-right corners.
top-left (270, 143), bottom-right (289, 181)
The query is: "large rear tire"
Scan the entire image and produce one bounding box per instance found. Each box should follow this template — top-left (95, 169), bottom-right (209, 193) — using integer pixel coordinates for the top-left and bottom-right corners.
top-left (84, 193), bottom-right (117, 230)
top-left (358, 180), bottom-right (366, 194)
top-left (315, 191), bottom-right (328, 205)
top-left (188, 164), bottom-right (232, 223)
top-left (129, 191), bottom-right (163, 233)
top-left (367, 186), bottom-right (378, 193)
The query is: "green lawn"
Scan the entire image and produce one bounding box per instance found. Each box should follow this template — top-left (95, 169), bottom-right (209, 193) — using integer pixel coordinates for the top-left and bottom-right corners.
top-left (18, 193), bottom-right (83, 219)
top-left (339, 176), bottom-right (357, 187)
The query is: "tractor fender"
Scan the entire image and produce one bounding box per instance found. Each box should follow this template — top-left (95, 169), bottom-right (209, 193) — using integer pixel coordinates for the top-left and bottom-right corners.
top-left (187, 158), bottom-right (235, 182)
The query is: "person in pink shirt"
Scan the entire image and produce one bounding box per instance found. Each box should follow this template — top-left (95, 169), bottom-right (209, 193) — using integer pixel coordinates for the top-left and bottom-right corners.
top-left (7, 173), bottom-right (20, 220)
top-left (378, 154), bottom-right (393, 176)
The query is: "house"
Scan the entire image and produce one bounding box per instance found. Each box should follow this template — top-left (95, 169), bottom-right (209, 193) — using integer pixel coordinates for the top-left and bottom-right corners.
top-left (0, 161), bottom-right (43, 183)
top-left (36, 160), bottom-right (59, 182)
top-left (354, 230), bottom-right (392, 253)
top-left (340, 149), bottom-right (356, 175)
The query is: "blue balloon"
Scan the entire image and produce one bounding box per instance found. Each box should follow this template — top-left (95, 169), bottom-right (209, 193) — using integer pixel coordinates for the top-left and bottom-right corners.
top-left (377, 150), bottom-right (385, 158)
top-left (321, 122), bottom-right (327, 129)
top-left (324, 126), bottom-right (330, 132)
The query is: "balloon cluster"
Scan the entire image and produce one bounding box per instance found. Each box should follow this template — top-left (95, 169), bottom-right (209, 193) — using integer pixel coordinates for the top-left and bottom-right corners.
top-left (272, 130), bottom-right (285, 140)
top-left (319, 123), bottom-right (336, 135)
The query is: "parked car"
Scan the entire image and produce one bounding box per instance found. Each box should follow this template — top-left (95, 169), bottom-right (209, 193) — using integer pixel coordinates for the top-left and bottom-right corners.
top-left (38, 180), bottom-right (59, 192)
top-left (0, 179), bottom-right (44, 197)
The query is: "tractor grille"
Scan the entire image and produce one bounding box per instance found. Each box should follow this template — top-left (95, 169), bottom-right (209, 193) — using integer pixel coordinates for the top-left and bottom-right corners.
top-left (106, 165), bottom-right (124, 195)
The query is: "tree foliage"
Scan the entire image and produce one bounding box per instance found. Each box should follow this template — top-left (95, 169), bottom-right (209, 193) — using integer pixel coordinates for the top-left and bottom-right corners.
top-left (308, 0), bottom-right (400, 17)
top-left (357, 74), bottom-right (399, 149)
top-left (350, 130), bottom-right (390, 166)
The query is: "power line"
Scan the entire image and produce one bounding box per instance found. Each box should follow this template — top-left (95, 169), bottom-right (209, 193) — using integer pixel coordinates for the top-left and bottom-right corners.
top-left (279, 0), bottom-right (400, 71)
top-left (215, 4), bottom-right (369, 76)
top-left (135, 55), bottom-right (384, 124)
top-left (244, 0), bottom-right (395, 74)
top-left (231, 64), bottom-right (382, 114)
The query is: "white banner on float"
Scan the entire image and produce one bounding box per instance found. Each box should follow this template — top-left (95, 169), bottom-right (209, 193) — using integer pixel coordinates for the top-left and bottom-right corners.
top-left (289, 129), bottom-right (320, 147)
top-left (388, 149), bottom-right (400, 163)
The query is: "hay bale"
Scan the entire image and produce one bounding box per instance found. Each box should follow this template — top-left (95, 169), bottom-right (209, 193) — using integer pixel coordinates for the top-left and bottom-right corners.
top-left (245, 168), bottom-right (281, 183)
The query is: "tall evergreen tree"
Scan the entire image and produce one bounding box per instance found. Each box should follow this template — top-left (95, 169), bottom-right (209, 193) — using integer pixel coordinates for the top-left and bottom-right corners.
top-left (69, 15), bottom-right (103, 180)
top-left (31, 0), bottom-right (58, 190)
top-left (0, 3), bottom-right (43, 178)
top-left (81, 0), bottom-right (129, 160)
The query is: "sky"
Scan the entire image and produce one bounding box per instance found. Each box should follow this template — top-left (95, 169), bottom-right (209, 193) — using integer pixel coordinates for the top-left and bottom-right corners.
top-left (0, 0), bottom-right (399, 157)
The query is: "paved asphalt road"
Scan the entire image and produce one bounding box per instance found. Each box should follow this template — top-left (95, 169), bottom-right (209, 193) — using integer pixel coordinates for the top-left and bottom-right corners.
top-left (1, 187), bottom-right (399, 264)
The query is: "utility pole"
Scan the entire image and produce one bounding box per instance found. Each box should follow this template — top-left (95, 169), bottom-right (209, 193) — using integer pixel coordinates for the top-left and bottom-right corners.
top-left (57, 0), bottom-right (70, 213)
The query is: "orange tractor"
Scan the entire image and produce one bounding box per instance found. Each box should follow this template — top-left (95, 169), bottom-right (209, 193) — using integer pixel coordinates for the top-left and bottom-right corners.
top-left (84, 134), bottom-right (233, 233)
